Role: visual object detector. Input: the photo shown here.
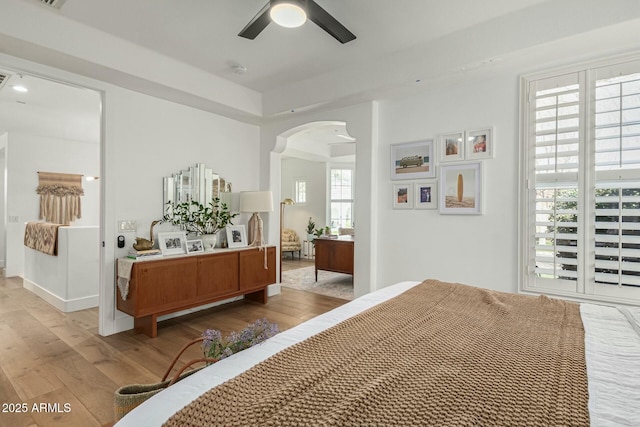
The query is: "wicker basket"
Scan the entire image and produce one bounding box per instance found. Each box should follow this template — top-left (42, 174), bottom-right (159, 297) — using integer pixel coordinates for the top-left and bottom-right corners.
top-left (113, 337), bottom-right (216, 421)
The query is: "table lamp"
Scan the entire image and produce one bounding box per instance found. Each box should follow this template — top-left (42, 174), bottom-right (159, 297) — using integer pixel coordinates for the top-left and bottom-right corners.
top-left (240, 191), bottom-right (274, 247)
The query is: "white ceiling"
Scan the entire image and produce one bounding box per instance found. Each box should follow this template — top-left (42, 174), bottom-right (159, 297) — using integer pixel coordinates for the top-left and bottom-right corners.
top-left (0, 70), bottom-right (101, 143)
top-left (2, 0), bottom-right (640, 142)
top-left (56, 0), bottom-right (549, 93)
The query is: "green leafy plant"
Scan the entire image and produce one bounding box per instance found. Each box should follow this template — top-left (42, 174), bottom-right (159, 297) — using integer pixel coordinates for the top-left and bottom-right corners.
top-left (306, 217), bottom-right (316, 235)
top-left (201, 318), bottom-right (279, 363)
top-left (163, 198), bottom-right (238, 235)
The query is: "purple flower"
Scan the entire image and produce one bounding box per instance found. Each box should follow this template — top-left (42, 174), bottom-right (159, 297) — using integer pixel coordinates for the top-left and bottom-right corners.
top-left (201, 319), bottom-right (278, 364)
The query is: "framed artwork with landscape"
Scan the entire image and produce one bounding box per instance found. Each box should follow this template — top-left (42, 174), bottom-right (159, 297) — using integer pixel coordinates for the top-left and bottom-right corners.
top-left (414, 181), bottom-right (438, 210)
top-left (392, 183), bottom-right (413, 209)
top-left (390, 140), bottom-right (435, 180)
top-left (226, 225), bottom-right (247, 248)
top-left (158, 231), bottom-right (187, 255)
top-left (439, 162), bottom-right (482, 215)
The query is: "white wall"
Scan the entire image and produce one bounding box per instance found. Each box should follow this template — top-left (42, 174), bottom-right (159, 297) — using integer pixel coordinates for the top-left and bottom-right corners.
top-left (105, 84), bottom-right (261, 334)
top-left (4, 132), bottom-right (99, 277)
top-left (281, 157), bottom-right (326, 241)
top-left (24, 226), bottom-right (99, 312)
top-left (376, 72), bottom-right (519, 294)
top-left (0, 138), bottom-right (6, 268)
top-left (0, 52), bottom-right (261, 336)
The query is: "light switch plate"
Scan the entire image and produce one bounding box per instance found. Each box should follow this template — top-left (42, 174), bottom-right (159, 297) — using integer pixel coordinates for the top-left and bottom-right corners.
top-left (118, 220), bottom-right (137, 232)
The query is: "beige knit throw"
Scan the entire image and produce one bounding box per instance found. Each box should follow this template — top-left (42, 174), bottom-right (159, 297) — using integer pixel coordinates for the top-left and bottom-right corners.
top-left (164, 280), bottom-right (589, 427)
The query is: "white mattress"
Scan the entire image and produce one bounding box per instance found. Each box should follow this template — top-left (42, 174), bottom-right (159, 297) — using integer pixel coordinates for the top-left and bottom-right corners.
top-left (115, 282), bottom-right (640, 427)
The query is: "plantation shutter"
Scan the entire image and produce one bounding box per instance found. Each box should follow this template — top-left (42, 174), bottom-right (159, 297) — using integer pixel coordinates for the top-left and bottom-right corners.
top-left (523, 56), bottom-right (640, 304)
top-left (592, 61), bottom-right (640, 295)
top-left (529, 73), bottom-right (581, 291)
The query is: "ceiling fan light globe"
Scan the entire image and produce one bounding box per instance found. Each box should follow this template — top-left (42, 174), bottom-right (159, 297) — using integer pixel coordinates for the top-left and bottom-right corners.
top-left (270, 3), bottom-right (307, 28)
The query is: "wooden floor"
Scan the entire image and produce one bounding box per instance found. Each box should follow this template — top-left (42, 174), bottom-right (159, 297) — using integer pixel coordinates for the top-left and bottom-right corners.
top-left (281, 256), bottom-right (314, 272)
top-left (0, 274), bottom-right (347, 427)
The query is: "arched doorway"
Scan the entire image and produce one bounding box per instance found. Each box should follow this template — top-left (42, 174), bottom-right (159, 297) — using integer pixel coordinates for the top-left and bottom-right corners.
top-left (278, 121), bottom-right (356, 300)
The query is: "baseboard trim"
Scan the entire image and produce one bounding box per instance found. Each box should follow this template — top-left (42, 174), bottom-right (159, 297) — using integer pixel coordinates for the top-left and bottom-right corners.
top-left (22, 279), bottom-right (98, 312)
top-left (268, 283), bottom-right (281, 296)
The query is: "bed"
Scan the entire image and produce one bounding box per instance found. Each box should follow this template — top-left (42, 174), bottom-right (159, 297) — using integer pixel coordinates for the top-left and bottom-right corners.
top-left (114, 280), bottom-right (640, 426)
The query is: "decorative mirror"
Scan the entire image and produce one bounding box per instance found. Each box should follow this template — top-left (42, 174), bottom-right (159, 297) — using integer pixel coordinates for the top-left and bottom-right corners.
top-left (163, 163), bottom-right (231, 208)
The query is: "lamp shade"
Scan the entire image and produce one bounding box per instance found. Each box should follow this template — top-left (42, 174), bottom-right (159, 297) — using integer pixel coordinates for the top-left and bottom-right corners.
top-left (239, 191), bottom-right (274, 213)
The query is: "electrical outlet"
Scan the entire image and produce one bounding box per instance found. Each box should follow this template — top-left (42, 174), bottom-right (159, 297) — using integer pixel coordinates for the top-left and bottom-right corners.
top-left (118, 220), bottom-right (137, 232)
top-left (8, 216), bottom-right (19, 223)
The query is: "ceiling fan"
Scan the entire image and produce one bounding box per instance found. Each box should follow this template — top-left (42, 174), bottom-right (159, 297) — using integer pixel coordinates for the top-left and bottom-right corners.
top-left (238, 0), bottom-right (356, 44)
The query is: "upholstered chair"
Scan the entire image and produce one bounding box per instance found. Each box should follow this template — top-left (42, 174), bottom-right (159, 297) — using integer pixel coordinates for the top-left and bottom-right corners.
top-left (281, 228), bottom-right (302, 259)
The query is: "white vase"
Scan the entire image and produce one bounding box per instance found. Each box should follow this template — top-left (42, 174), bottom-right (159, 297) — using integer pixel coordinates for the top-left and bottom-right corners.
top-left (201, 232), bottom-right (218, 251)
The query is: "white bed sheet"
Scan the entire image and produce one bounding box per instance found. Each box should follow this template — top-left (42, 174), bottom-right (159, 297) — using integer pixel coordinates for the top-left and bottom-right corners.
top-left (115, 282), bottom-right (640, 427)
top-left (580, 303), bottom-right (640, 427)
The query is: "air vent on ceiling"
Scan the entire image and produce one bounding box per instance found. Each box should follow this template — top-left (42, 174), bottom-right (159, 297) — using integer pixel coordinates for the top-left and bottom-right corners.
top-left (39, 0), bottom-right (66, 9)
top-left (0, 73), bottom-right (9, 92)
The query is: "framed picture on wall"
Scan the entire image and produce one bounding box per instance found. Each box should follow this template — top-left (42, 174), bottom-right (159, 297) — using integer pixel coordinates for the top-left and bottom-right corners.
top-left (158, 231), bottom-right (187, 255)
top-left (466, 127), bottom-right (494, 160)
top-left (439, 162), bottom-right (482, 215)
top-left (390, 139), bottom-right (435, 180)
top-left (438, 131), bottom-right (465, 162)
top-left (392, 183), bottom-right (414, 209)
top-left (414, 181), bottom-right (438, 210)
top-left (226, 225), bottom-right (247, 248)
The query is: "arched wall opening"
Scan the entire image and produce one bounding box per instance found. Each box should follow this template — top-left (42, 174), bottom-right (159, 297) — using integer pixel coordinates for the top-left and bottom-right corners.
top-left (261, 102), bottom-right (379, 299)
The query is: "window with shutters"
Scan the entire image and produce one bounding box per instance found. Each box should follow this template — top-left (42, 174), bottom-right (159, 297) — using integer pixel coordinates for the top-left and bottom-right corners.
top-left (520, 55), bottom-right (640, 304)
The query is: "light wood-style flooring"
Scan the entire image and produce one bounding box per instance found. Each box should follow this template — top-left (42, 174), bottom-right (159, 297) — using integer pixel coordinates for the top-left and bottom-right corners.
top-left (281, 256), bottom-right (314, 272)
top-left (0, 274), bottom-right (346, 427)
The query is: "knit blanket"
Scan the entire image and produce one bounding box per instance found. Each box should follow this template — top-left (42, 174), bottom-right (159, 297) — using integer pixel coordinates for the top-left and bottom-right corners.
top-left (24, 222), bottom-right (62, 256)
top-left (164, 280), bottom-right (589, 426)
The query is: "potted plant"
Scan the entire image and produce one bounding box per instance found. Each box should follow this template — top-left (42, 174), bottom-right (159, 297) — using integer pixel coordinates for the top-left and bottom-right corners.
top-left (306, 217), bottom-right (316, 241)
top-left (164, 198), bottom-right (238, 249)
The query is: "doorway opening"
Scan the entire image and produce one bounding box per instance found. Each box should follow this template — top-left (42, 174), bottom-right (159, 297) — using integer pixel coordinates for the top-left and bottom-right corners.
top-left (278, 121), bottom-right (355, 301)
top-left (0, 67), bottom-right (102, 316)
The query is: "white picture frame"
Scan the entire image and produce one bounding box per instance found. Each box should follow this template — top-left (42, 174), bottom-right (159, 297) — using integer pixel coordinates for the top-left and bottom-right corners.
top-left (439, 162), bottom-right (482, 215)
top-left (392, 183), bottom-right (414, 209)
top-left (466, 127), bottom-right (494, 160)
top-left (186, 239), bottom-right (204, 254)
top-left (390, 139), bottom-right (435, 180)
top-left (226, 225), bottom-right (247, 248)
top-left (414, 181), bottom-right (438, 210)
top-left (438, 131), bottom-right (465, 162)
top-left (158, 231), bottom-right (187, 255)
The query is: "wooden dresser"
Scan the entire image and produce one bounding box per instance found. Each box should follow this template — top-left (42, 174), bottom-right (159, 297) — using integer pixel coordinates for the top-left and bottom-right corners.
top-left (314, 236), bottom-right (354, 281)
top-left (117, 246), bottom-right (276, 337)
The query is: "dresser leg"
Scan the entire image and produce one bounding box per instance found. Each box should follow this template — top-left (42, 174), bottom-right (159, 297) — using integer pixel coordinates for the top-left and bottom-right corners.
top-left (134, 315), bottom-right (157, 338)
top-left (245, 288), bottom-right (267, 304)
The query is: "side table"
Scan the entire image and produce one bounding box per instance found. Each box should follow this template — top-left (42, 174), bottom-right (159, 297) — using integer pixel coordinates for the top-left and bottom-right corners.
top-left (303, 240), bottom-right (315, 259)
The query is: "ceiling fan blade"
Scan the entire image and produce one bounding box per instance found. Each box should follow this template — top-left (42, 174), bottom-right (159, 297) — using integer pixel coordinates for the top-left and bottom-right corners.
top-left (307, 0), bottom-right (356, 44)
top-left (238, 2), bottom-right (272, 40)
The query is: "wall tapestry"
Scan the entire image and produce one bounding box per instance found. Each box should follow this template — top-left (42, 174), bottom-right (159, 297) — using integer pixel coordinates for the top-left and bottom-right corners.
top-left (36, 172), bottom-right (84, 224)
